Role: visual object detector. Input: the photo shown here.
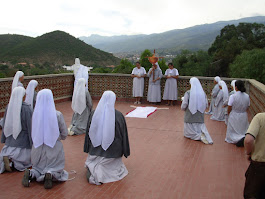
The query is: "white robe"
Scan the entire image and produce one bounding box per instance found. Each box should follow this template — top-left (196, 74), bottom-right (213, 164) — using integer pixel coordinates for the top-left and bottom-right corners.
top-left (225, 92), bottom-right (250, 144)
top-left (85, 155), bottom-right (128, 185)
top-left (163, 68), bottom-right (179, 100)
top-left (131, 67), bottom-right (146, 97)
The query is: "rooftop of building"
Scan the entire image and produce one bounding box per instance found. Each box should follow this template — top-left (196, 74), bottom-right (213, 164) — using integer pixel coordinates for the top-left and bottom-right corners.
top-left (0, 100), bottom-right (250, 199)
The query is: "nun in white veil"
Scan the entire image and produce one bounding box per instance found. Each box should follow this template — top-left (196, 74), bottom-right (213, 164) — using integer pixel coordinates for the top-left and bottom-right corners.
top-left (210, 81), bottom-right (229, 122)
top-left (73, 58), bottom-right (89, 90)
top-left (0, 87), bottom-right (33, 173)
top-left (25, 80), bottom-right (38, 109)
top-left (206, 76), bottom-right (221, 114)
top-left (12, 71), bottom-right (24, 91)
top-left (84, 91), bottom-right (130, 185)
top-left (147, 62), bottom-right (163, 103)
top-left (22, 89), bottom-right (68, 189)
top-left (181, 77), bottom-right (213, 144)
top-left (68, 78), bottom-right (93, 135)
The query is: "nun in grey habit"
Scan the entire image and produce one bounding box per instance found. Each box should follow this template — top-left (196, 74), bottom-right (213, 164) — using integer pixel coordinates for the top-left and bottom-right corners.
top-left (0, 87), bottom-right (33, 173)
top-left (181, 77), bottom-right (213, 144)
top-left (147, 63), bottom-right (163, 103)
top-left (205, 76), bottom-right (221, 114)
top-left (210, 81), bottom-right (229, 122)
top-left (22, 89), bottom-right (68, 189)
top-left (69, 78), bottom-right (93, 135)
top-left (84, 91), bottom-right (130, 185)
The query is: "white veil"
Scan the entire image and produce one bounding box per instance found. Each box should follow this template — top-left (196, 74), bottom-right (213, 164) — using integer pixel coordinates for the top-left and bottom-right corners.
top-left (89, 91), bottom-right (116, 151)
top-left (188, 77), bottom-right (207, 114)
top-left (31, 89), bottom-right (60, 148)
top-left (25, 80), bottom-right (38, 108)
top-left (72, 78), bottom-right (86, 114)
top-left (12, 71), bottom-right (24, 91)
top-left (4, 87), bottom-right (26, 139)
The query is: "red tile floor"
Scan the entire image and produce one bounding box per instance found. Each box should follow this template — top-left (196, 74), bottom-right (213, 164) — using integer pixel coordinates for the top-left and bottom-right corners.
top-left (0, 100), bottom-right (249, 199)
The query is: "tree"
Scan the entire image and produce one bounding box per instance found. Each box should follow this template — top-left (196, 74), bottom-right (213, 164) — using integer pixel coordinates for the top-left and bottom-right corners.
top-left (229, 48), bottom-right (265, 83)
top-left (139, 49), bottom-right (152, 71)
top-left (209, 23), bottom-right (265, 76)
top-left (172, 50), bottom-right (212, 76)
top-left (158, 58), bottom-right (167, 74)
top-left (112, 59), bottom-right (134, 74)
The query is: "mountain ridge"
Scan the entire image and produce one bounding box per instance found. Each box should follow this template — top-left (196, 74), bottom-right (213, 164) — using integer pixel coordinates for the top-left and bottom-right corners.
top-left (79, 16), bottom-right (265, 53)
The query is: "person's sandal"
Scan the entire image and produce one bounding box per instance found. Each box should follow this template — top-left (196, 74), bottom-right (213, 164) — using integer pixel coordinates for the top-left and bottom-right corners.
top-left (22, 169), bottom-right (31, 187)
top-left (44, 173), bottom-right (53, 189)
top-left (3, 156), bottom-right (12, 172)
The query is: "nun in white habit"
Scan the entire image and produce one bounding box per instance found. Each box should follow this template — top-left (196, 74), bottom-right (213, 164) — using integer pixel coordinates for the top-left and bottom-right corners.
top-left (25, 80), bottom-right (38, 109)
top-left (69, 78), bottom-right (93, 135)
top-left (163, 63), bottom-right (179, 105)
top-left (210, 81), bottom-right (229, 122)
top-left (73, 58), bottom-right (89, 90)
top-left (22, 89), bottom-right (68, 189)
top-left (147, 62), bottom-right (163, 103)
top-left (131, 62), bottom-right (146, 104)
top-left (181, 77), bottom-right (213, 144)
top-left (12, 71), bottom-right (24, 91)
top-left (225, 80), bottom-right (250, 144)
top-left (84, 91), bottom-right (130, 185)
top-left (205, 76), bottom-right (221, 114)
top-left (0, 87), bottom-right (33, 173)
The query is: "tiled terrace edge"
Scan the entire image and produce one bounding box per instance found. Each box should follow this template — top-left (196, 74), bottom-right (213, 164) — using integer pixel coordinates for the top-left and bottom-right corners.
top-left (0, 73), bottom-right (264, 117)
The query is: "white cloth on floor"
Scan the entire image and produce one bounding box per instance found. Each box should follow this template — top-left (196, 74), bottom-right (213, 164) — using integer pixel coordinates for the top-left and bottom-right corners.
top-left (85, 155), bottom-right (128, 185)
top-left (126, 107), bottom-right (157, 118)
top-left (184, 123), bottom-right (213, 144)
top-left (0, 145), bottom-right (31, 173)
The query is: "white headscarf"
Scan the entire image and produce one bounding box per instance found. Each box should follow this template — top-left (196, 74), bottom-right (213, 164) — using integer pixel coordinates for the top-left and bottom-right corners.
top-left (32, 89), bottom-right (60, 148)
top-left (89, 91), bottom-right (116, 151)
top-left (214, 76), bottom-right (221, 83)
top-left (4, 87), bottom-right (26, 139)
top-left (72, 78), bottom-right (86, 114)
top-left (231, 80), bottom-right (236, 92)
top-left (188, 77), bottom-right (207, 114)
top-left (155, 62), bottom-right (161, 70)
top-left (12, 71), bottom-right (24, 91)
top-left (25, 80), bottom-right (38, 108)
top-left (218, 81), bottom-right (229, 102)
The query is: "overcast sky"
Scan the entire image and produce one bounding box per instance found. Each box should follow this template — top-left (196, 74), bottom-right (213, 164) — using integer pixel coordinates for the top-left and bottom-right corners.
top-left (1, 0), bottom-right (265, 37)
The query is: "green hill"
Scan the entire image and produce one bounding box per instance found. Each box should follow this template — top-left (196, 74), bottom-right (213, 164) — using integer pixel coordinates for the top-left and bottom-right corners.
top-left (0, 31), bottom-right (120, 66)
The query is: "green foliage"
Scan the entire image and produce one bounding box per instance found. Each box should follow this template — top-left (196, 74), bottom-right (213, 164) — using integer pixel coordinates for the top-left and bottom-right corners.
top-left (209, 23), bottom-right (265, 76)
top-left (158, 59), bottom-right (167, 74)
top-left (229, 48), bottom-right (265, 83)
top-left (172, 50), bottom-right (212, 76)
top-left (112, 59), bottom-right (134, 74)
top-left (139, 49), bottom-right (152, 71)
top-left (91, 67), bottom-right (112, 73)
top-left (0, 31), bottom-right (120, 68)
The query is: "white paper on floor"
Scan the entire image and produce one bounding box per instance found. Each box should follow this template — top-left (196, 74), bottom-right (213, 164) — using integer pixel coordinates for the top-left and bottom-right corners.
top-left (126, 106), bottom-right (157, 118)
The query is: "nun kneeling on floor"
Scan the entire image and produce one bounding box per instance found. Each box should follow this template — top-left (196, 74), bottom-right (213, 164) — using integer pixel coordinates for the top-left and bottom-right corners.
top-left (181, 77), bottom-right (213, 144)
top-left (22, 89), bottom-right (68, 189)
top-left (84, 91), bottom-right (130, 185)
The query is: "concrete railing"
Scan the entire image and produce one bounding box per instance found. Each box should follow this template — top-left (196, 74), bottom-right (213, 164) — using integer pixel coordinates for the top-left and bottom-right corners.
top-left (0, 73), bottom-right (264, 118)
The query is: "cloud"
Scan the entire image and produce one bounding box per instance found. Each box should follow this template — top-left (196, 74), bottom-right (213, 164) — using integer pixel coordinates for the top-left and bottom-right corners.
top-left (0, 0), bottom-right (265, 37)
